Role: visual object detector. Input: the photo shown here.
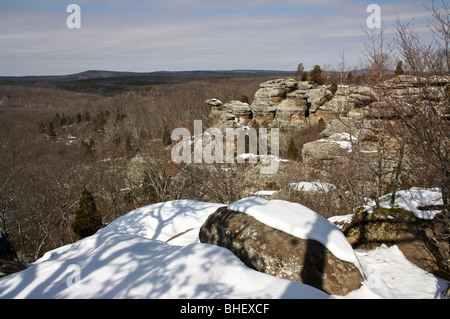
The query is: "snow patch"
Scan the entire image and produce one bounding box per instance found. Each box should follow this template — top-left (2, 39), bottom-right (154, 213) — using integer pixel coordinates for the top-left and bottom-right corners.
top-left (365, 187), bottom-right (444, 219)
top-left (228, 197), bottom-right (358, 265)
top-left (290, 181), bottom-right (336, 192)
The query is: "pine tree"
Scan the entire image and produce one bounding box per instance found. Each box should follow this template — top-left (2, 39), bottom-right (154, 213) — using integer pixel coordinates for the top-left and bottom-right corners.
top-left (123, 136), bottom-right (132, 158)
top-left (317, 117), bottom-right (327, 133)
top-left (395, 61), bottom-right (404, 76)
top-left (162, 126), bottom-right (172, 146)
top-left (47, 122), bottom-right (57, 138)
top-left (301, 72), bottom-right (308, 81)
top-left (286, 137), bottom-right (299, 160)
top-left (240, 94), bottom-right (250, 104)
top-left (309, 65), bottom-right (325, 85)
top-left (347, 71), bottom-right (354, 84)
top-left (72, 187), bottom-right (103, 239)
top-left (330, 81), bottom-right (338, 94)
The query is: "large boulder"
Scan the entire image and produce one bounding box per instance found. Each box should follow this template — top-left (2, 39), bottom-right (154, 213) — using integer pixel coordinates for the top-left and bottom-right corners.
top-left (342, 207), bottom-right (450, 280)
top-left (305, 87), bottom-right (333, 113)
top-left (0, 260), bottom-right (26, 278)
top-left (251, 78), bottom-right (298, 113)
top-left (199, 206), bottom-right (364, 295)
top-left (223, 101), bottom-right (252, 125)
top-left (301, 133), bottom-right (354, 164)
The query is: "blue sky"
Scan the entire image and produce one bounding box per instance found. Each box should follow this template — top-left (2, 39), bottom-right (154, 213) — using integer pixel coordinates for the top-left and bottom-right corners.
top-left (0, 0), bottom-right (437, 76)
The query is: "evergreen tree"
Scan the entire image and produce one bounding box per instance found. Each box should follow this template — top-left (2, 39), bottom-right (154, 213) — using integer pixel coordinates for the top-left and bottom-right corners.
top-left (330, 81), bottom-right (338, 94)
top-left (309, 65), bottom-right (325, 85)
top-left (47, 122), bottom-right (57, 138)
top-left (317, 117), bottom-right (327, 133)
top-left (301, 72), bottom-right (308, 81)
top-left (240, 94), bottom-right (250, 104)
top-left (286, 137), bottom-right (299, 160)
top-left (162, 126), bottom-right (172, 146)
top-left (347, 71), bottom-right (354, 84)
top-left (395, 61), bottom-right (404, 76)
top-left (124, 136), bottom-right (132, 157)
top-left (72, 187), bottom-right (103, 239)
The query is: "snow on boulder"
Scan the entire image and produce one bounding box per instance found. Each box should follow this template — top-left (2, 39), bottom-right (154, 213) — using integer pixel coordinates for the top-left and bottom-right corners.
top-left (364, 187), bottom-right (444, 219)
top-left (228, 197), bottom-right (359, 264)
top-left (200, 199), bottom-right (365, 295)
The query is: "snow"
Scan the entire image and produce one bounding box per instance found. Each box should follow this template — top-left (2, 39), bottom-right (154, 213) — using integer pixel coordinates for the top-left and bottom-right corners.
top-left (328, 214), bottom-right (354, 229)
top-left (236, 153), bottom-right (289, 163)
top-left (96, 200), bottom-right (224, 243)
top-left (0, 192), bottom-right (448, 299)
top-left (0, 199), bottom-right (329, 299)
top-left (318, 132), bottom-right (356, 152)
top-left (350, 245), bottom-right (449, 299)
top-left (252, 190), bottom-right (279, 196)
top-left (0, 232), bottom-right (329, 299)
top-left (364, 187), bottom-right (444, 219)
top-left (290, 181), bottom-right (336, 192)
top-left (228, 197), bottom-right (358, 265)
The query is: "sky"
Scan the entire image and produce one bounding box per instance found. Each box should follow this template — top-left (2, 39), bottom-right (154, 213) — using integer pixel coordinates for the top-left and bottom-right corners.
top-left (0, 0), bottom-right (438, 76)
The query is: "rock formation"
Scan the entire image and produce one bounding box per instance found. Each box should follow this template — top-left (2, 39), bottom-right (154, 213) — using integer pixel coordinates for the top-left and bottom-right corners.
top-left (199, 206), bottom-right (364, 295)
top-left (341, 207), bottom-right (450, 281)
top-left (207, 75), bottom-right (449, 130)
top-left (0, 260), bottom-right (26, 278)
top-left (206, 75), bottom-right (449, 164)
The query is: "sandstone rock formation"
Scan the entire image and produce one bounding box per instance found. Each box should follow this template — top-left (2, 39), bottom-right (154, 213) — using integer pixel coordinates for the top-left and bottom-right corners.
top-left (207, 75), bottom-right (449, 132)
top-left (342, 207), bottom-right (450, 281)
top-left (206, 75), bottom-right (449, 165)
top-left (199, 206), bottom-right (364, 295)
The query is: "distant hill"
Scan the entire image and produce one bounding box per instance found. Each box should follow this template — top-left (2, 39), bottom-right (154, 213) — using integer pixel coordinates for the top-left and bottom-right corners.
top-left (0, 69), bottom-right (295, 83)
top-left (0, 69), bottom-right (296, 95)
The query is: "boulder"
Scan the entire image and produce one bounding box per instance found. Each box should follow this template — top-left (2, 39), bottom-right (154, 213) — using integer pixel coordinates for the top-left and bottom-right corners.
top-left (0, 259), bottom-right (26, 278)
top-left (199, 206), bottom-right (364, 295)
top-left (301, 134), bottom-right (352, 164)
top-left (342, 207), bottom-right (450, 280)
top-left (223, 101), bottom-right (252, 125)
top-left (205, 98), bottom-right (223, 110)
top-left (349, 86), bottom-right (378, 108)
top-left (305, 87), bottom-right (333, 113)
top-left (250, 78), bottom-right (298, 113)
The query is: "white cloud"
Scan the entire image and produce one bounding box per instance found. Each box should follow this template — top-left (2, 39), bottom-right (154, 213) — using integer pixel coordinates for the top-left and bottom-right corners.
top-left (0, 0), bottom-right (435, 75)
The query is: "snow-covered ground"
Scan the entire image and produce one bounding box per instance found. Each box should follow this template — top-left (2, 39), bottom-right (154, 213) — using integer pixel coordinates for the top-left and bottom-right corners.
top-left (0, 189), bottom-right (448, 299)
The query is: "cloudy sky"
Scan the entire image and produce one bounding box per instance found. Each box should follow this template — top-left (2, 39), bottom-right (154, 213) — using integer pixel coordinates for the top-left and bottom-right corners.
top-left (0, 0), bottom-right (437, 76)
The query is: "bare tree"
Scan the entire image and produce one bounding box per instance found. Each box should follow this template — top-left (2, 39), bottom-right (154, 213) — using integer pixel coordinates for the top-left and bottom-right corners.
top-left (362, 26), bottom-right (394, 82)
top-left (426, 0), bottom-right (450, 74)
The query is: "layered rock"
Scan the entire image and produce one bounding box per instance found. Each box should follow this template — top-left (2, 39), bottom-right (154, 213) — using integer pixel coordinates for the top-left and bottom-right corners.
top-left (207, 75), bottom-right (449, 137)
top-left (250, 78), bottom-right (306, 128)
top-left (199, 206), bottom-right (364, 295)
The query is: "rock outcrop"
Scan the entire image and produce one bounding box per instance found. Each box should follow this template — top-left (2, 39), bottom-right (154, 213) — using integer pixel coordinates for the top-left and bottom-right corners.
top-left (199, 206), bottom-right (364, 295)
top-left (0, 260), bottom-right (26, 278)
top-left (342, 207), bottom-right (450, 281)
top-left (206, 75), bottom-right (449, 165)
top-left (207, 75), bottom-right (449, 131)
